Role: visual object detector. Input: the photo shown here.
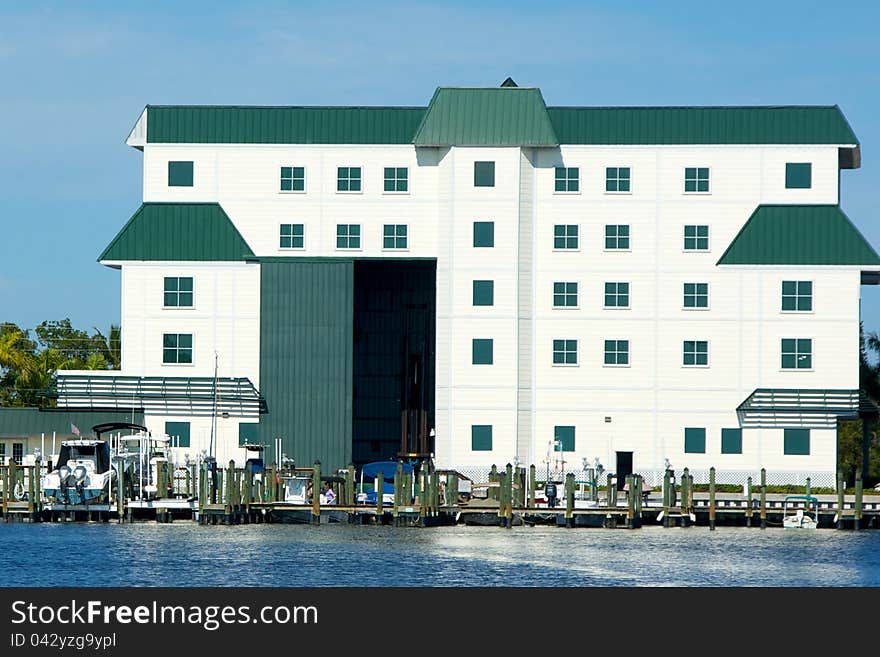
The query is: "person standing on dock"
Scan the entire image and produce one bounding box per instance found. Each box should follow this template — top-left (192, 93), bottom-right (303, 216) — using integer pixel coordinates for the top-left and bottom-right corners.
top-left (321, 482), bottom-right (336, 505)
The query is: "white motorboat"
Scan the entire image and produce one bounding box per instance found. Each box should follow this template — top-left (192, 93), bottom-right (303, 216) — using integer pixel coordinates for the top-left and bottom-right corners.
top-left (782, 495), bottom-right (819, 529)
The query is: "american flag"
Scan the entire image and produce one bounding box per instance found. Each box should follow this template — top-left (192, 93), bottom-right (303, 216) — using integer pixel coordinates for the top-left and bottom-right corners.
top-left (70, 423), bottom-right (81, 436)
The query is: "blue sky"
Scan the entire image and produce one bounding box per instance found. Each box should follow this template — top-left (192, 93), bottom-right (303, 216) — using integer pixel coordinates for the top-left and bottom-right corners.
top-left (2, 0), bottom-right (879, 336)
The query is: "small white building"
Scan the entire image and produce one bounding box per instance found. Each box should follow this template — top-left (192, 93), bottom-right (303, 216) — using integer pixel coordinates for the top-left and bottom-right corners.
top-left (55, 80), bottom-right (880, 486)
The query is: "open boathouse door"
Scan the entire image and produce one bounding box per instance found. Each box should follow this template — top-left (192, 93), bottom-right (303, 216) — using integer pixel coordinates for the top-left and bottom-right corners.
top-left (616, 451), bottom-right (633, 484)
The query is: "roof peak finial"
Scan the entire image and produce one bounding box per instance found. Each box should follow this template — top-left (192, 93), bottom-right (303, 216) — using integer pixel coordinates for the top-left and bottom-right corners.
top-left (500, 77), bottom-right (518, 88)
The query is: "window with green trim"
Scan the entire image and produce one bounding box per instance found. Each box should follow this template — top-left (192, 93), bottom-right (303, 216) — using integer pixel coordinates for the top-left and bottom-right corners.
top-left (784, 428), bottom-right (810, 455)
top-left (785, 163), bottom-right (812, 189)
top-left (554, 426), bottom-right (575, 452)
top-left (382, 224), bottom-right (407, 249)
top-left (605, 166), bottom-right (631, 192)
top-left (554, 167), bottom-right (579, 192)
top-left (473, 221), bottom-right (494, 247)
top-left (279, 223), bottom-right (304, 249)
top-left (683, 282), bottom-right (709, 309)
top-left (781, 338), bottom-right (812, 369)
top-left (471, 425), bottom-right (493, 451)
top-left (165, 421), bottom-right (191, 448)
top-left (336, 224), bottom-right (361, 249)
top-left (684, 427), bottom-right (706, 453)
top-left (474, 161), bottom-right (495, 187)
top-left (164, 277), bottom-right (193, 307)
top-left (604, 340), bottom-right (629, 366)
top-left (721, 428), bottom-right (742, 454)
top-left (163, 333), bottom-right (193, 364)
top-left (337, 166), bottom-right (362, 192)
top-left (604, 282), bottom-right (630, 308)
top-left (280, 166), bottom-right (305, 192)
top-left (605, 224), bottom-right (630, 250)
top-left (553, 224), bottom-right (578, 250)
top-left (782, 281), bottom-right (812, 311)
top-left (683, 225), bottom-right (709, 251)
top-left (12, 443), bottom-right (23, 465)
top-left (553, 282), bottom-right (578, 308)
top-left (383, 167), bottom-right (408, 192)
top-left (684, 167), bottom-right (710, 193)
top-left (552, 339), bottom-right (578, 365)
top-left (683, 340), bottom-right (709, 366)
top-left (168, 161), bottom-right (193, 187)
top-left (239, 423), bottom-right (259, 446)
top-left (472, 280), bottom-right (494, 306)
top-left (472, 339), bottom-right (493, 365)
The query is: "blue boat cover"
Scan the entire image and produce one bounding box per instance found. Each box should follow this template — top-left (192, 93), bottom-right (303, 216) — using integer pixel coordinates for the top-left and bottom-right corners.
top-left (361, 461), bottom-right (413, 480)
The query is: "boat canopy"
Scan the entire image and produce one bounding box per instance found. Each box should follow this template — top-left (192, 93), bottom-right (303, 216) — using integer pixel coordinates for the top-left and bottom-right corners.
top-left (361, 461), bottom-right (413, 480)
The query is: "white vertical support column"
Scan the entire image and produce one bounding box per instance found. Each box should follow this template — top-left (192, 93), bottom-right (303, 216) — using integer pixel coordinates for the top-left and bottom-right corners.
top-left (517, 148), bottom-right (535, 464)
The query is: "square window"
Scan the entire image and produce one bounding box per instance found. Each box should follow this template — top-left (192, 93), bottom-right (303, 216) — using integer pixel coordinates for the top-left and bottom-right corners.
top-left (337, 166), bottom-right (362, 192)
top-left (473, 221), bottom-right (495, 247)
top-left (785, 163), bottom-right (812, 189)
top-left (553, 224), bottom-right (579, 250)
top-left (280, 166), bottom-right (305, 192)
top-left (336, 224), bottom-right (361, 249)
top-left (784, 428), bottom-right (810, 455)
top-left (554, 167), bottom-right (579, 192)
top-left (552, 339), bottom-right (578, 365)
top-left (683, 225), bottom-right (709, 251)
top-left (604, 282), bottom-right (630, 308)
top-left (279, 223), bottom-right (305, 249)
top-left (471, 425), bottom-right (493, 451)
top-left (383, 167), bottom-right (409, 192)
top-left (163, 277), bottom-right (194, 307)
top-left (781, 280), bottom-right (812, 311)
top-left (165, 421), bottom-right (191, 448)
top-left (605, 224), bottom-right (630, 250)
top-left (472, 280), bottom-right (494, 306)
top-left (553, 282), bottom-right (578, 308)
top-left (474, 161), bottom-right (495, 187)
top-left (554, 426), bottom-right (575, 452)
top-left (605, 166), bottom-right (631, 193)
top-left (683, 282), bottom-right (709, 309)
top-left (603, 339), bottom-right (629, 365)
top-left (684, 427), bottom-right (706, 454)
top-left (721, 428), bottom-right (742, 455)
top-left (781, 338), bottom-right (812, 369)
top-left (472, 339), bottom-right (494, 365)
top-left (163, 333), bottom-right (193, 364)
top-left (684, 167), bottom-right (710, 193)
top-left (168, 161), bottom-right (193, 187)
top-left (382, 224), bottom-right (408, 249)
top-left (683, 340), bottom-right (709, 366)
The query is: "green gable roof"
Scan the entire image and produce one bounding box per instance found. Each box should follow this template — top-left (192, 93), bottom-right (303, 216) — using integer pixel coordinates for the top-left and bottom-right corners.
top-left (412, 87), bottom-right (558, 146)
top-left (99, 203), bottom-right (255, 262)
top-left (717, 205), bottom-right (880, 266)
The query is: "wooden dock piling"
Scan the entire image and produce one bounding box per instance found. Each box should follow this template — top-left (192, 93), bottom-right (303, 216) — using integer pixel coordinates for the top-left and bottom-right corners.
top-left (745, 476), bottom-right (752, 527)
top-left (759, 468), bottom-right (767, 530)
top-left (564, 472), bottom-right (575, 528)
top-left (681, 468), bottom-right (690, 527)
top-left (662, 469), bottom-right (671, 528)
top-left (312, 461), bottom-right (321, 525)
top-left (709, 467), bottom-right (716, 531)
top-left (855, 468), bottom-right (863, 531)
top-left (625, 474), bottom-right (635, 529)
top-left (375, 468), bottom-right (384, 523)
top-left (528, 465), bottom-right (536, 508)
top-left (837, 470), bottom-right (845, 530)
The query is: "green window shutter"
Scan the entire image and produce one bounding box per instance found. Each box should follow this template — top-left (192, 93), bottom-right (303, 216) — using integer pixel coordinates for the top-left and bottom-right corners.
top-left (239, 422), bottom-right (259, 446)
top-left (473, 221), bottom-right (495, 247)
top-left (684, 427), bottom-right (706, 453)
top-left (784, 428), bottom-right (810, 455)
top-left (165, 421), bottom-right (191, 448)
top-left (471, 425), bottom-right (493, 451)
top-left (785, 163), bottom-right (812, 189)
top-left (474, 161), bottom-right (495, 187)
top-left (721, 428), bottom-right (742, 454)
top-left (472, 280), bottom-right (494, 306)
top-left (554, 425), bottom-right (575, 452)
top-left (168, 161), bottom-right (194, 187)
top-left (472, 339), bottom-right (493, 364)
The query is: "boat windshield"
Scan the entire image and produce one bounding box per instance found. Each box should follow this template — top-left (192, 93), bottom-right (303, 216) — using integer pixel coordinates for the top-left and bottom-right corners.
top-left (57, 444), bottom-right (111, 474)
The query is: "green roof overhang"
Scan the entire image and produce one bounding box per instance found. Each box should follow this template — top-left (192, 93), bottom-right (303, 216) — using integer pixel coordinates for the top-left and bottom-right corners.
top-left (737, 388), bottom-right (877, 428)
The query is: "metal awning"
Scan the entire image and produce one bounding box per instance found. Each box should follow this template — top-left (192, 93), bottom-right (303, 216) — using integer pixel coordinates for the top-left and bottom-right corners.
top-left (737, 388), bottom-right (876, 428)
top-left (53, 375), bottom-right (267, 418)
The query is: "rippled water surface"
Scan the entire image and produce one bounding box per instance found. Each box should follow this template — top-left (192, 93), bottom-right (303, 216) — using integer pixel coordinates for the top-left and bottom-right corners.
top-left (3, 523), bottom-right (879, 586)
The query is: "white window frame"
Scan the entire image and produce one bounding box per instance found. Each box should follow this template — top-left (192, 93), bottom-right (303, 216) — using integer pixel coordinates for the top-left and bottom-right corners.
top-left (603, 281), bottom-right (631, 310)
top-left (683, 166), bottom-right (711, 195)
top-left (336, 166), bottom-right (364, 194)
top-left (682, 282), bottom-right (710, 311)
top-left (335, 223), bottom-right (363, 251)
top-left (682, 224), bottom-right (711, 253)
top-left (162, 276), bottom-right (196, 311)
top-left (551, 338), bottom-right (579, 367)
top-left (279, 223), bottom-right (306, 251)
top-left (682, 340), bottom-right (710, 368)
top-left (551, 281), bottom-right (580, 310)
top-left (382, 166), bottom-right (410, 195)
top-left (603, 224), bottom-right (632, 252)
top-left (604, 166), bottom-right (633, 195)
top-left (552, 223), bottom-right (581, 252)
top-left (553, 166), bottom-right (581, 195)
top-left (381, 224), bottom-right (409, 251)
top-left (279, 165), bottom-right (307, 194)
top-left (602, 339), bottom-right (631, 368)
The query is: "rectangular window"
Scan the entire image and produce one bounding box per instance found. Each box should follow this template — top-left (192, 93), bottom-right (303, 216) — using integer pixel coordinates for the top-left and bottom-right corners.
top-left (163, 333), bottom-right (193, 364)
top-left (781, 338), bottom-right (812, 370)
top-left (683, 282), bottom-right (709, 309)
top-left (163, 277), bottom-right (194, 307)
top-left (605, 166), bottom-right (631, 193)
top-left (604, 339), bottom-right (629, 366)
top-left (383, 167), bottom-right (408, 193)
top-left (785, 163), bottom-right (812, 189)
top-left (683, 340), bottom-right (709, 366)
top-left (784, 428), bottom-right (810, 455)
top-left (165, 421), bottom-right (191, 448)
top-left (553, 282), bottom-right (578, 308)
top-left (168, 161), bottom-right (194, 187)
top-left (554, 426), bottom-right (575, 452)
top-left (604, 224), bottom-right (630, 250)
top-left (683, 224), bottom-right (709, 251)
top-left (336, 166), bottom-right (362, 192)
top-left (782, 280), bottom-right (812, 311)
top-left (721, 428), bottom-right (743, 455)
top-left (279, 223), bottom-right (305, 249)
top-left (0, 443), bottom-right (4, 463)
top-left (382, 224), bottom-right (408, 249)
top-left (552, 339), bottom-right (578, 365)
top-left (471, 425), bottom-right (493, 451)
top-left (684, 167), bottom-right (710, 193)
top-left (472, 339), bottom-right (494, 365)
top-left (472, 280), bottom-right (494, 306)
top-left (239, 423), bottom-right (259, 447)
top-left (336, 224), bottom-right (361, 249)
top-left (12, 443), bottom-right (23, 465)
top-left (553, 224), bottom-right (579, 250)
top-left (684, 427), bottom-right (706, 454)
top-left (554, 167), bottom-right (579, 192)
top-left (474, 161), bottom-right (495, 187)
top-left (280, 166), bottom-right (305, 192)
top-left (604, 282), bottom-right (630, 308)
top-left (473, 221), bottom-right (494, 247)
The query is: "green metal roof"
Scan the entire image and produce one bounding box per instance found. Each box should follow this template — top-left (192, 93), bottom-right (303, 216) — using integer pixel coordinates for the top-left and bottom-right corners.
top-left (717, 205), bottom-right (880, 266)
top-left (0, 407), bottom-right (145, 439)
top-left (99, 203), bottom-right (255, 262)
top-left (412, 87), bottom-right (558, 146)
